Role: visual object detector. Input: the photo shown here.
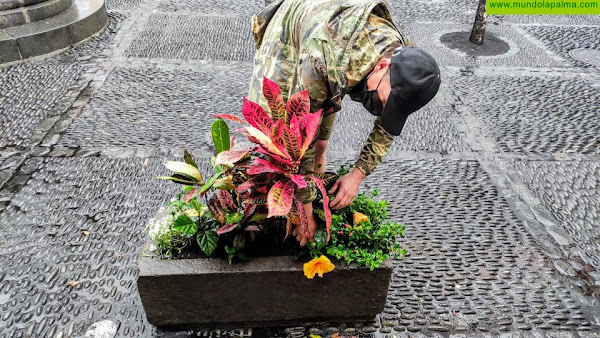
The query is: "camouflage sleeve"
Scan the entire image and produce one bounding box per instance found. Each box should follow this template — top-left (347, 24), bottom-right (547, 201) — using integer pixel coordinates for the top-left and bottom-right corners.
top-left (355, 116), bottom-right (394, 176)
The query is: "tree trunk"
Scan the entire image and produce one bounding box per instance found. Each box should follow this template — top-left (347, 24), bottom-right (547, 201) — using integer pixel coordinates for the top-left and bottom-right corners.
top-left (470, 0), bottom-right (487, 45)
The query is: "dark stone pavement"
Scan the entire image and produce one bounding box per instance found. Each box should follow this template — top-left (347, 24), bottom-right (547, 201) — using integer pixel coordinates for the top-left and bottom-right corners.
top-left (0, 0), bottom-right (599, 337)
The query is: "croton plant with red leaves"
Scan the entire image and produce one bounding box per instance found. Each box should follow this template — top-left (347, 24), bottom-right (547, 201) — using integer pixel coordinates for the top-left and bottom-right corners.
top-left (156, 77), bottom-right (336, 261)
top-left (213, 76), bottom-right (332, 241)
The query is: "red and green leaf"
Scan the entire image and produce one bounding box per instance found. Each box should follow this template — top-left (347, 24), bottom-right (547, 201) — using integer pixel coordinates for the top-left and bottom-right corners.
top-left (293, 197), bottom-right (309, 237)
top-left (241, 126), bottom-right (291, 159)
top-left (235, 180), bottom-right (254, 192)
top-left (247, 157), bottom-right (287, 175)
top-left (286, 90), bottom-right (310, 122)
top-left (267, 179), bottom-right (295, 218)
top-left (242, 97), bottom-right (274, 135)
top-left (289, 114), bottom-right (302, 142)
top-left (242, 203), bottom-right (257, 222)
top-left (254, 147), bottom-right (294, 169)
top-left (290, 174), bottom-right (308, 189)
top-left (274, 120), bottom-right (302, 161)
top-left (311, 177), bottom-right (331, 243)
top-left (212, 114), bottom-right (247, 124)
top-left (182, 187), bottom-right (201, 203)
top-left (262, 76), bottom-right (286, 122)
top-left (208, 195), bottom-right (226, 224)
top-left (215, 150), bottom-right (250, 165)
top-left (217, 223), bottom-right (238, 235)
top-left (218, 190), bottom-right (237, 212)
top-left (300, 111), bottom-right (322, 157)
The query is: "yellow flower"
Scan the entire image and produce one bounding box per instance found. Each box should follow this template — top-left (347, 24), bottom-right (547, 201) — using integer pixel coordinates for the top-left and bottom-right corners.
top-left (303, 255), bottom-right (335, 279)
top-left (353, 211), bottom-right (368, 225)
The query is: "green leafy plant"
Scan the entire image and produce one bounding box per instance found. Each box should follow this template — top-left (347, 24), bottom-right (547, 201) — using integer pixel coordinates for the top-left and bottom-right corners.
top-left (311, 190), bottom-right (406, 270)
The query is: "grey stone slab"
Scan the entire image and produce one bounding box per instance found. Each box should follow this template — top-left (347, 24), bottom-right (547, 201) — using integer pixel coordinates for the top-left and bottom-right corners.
top-left (58, 63), bottom-right (253, 149)
top-left (511, 160), bottom-right (600, 293)
top-left (0, 62), bottom-right (83, 148)
top-left (12, 21), bottom-right (72, 58)
top-left (67, 0), bottom-right (107, 43)
top-left (403, 23), bottom-right (567, 68)
top-left (0, 0), bottom-right (74, 29)
top-left (125, 14), bottom-right (254, 61)
top-left (326, 95), bottom-right (468, 160)
top-left (447, 73), bottom-right (600, 154)
top-left (24, 0), bottom-right (73, 23)
top-left (157, 0), bottom-right (263, 16)
top-left (519, 25), bottom-right (600, 68)
top-left (0, 30), bottom-right (21, 63)
top-left (0, 7), bottom-right (26, 28)
top-left (0, 0), bottom-right (46, 10)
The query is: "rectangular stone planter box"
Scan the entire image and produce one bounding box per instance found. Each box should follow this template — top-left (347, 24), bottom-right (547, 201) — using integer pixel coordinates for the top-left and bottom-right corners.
top-left (137, 254), bottom-right (393, 330)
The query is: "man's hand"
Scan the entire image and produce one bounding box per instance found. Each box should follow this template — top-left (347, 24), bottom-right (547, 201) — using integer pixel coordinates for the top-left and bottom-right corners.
top-left (329, 168), bottom-right (366, 210)
top-left (292, 202), bottom-right (317, 246)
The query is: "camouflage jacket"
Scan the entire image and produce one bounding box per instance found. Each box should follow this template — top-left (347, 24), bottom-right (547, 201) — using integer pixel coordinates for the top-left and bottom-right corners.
top-left (248, 0), bottom-right (406, 201)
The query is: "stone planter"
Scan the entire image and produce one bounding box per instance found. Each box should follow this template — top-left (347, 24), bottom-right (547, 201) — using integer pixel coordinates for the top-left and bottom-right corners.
top-left (137, 253), bottom-right (393, 330)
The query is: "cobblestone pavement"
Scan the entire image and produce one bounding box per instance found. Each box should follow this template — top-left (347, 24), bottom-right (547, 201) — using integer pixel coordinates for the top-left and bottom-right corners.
top-left (0, 0), bottom-right (599, 337)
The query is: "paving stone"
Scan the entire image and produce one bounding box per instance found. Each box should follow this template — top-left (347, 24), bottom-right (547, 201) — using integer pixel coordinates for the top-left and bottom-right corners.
top-left (448, 73), bottom-right (600, 154)
top-left (497, 14), bottom-right (600, 25)
top-left (0, 157), bottom-right (181, 337)
top-left (326, 97), bottom-right (469, 159)
top-left (126, 14), bottom-right (254, 61)
top-left (157, 0), bottom-right (263, 16)
top-left (520, 25), bottom-right (600, 67)
top-left (0, 63), bottom-right (82, 148)
top-left (403, 23), bottom-right (566, 68)
top-left (388, 0), bottom-right (479, 24)
top-left (58, 63), bottom-right (252, 149)
top-left (511, 160), bottom-right (600, 293)
top-left (358, 159), bottom-right (597, 334)
top-left (0, 11), bottom-right (125, 149)
top-left (106, 0), bottom-right (143, 11)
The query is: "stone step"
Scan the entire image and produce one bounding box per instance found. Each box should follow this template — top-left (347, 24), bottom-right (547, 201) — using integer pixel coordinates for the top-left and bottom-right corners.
top-left (0, 0), bottom-right (107, 64)
top-left (0, 0), bottom-right (74, 29)
top-left (0, 0), bottom-right (47, 11)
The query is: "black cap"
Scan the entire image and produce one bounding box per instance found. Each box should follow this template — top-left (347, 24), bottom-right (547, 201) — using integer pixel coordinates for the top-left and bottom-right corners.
top-left (381, 46), bottom-right (441, 136)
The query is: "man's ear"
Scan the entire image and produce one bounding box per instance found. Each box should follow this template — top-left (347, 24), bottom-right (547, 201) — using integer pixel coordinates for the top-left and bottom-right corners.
top-left (374, 57), bottom-right (391, 72)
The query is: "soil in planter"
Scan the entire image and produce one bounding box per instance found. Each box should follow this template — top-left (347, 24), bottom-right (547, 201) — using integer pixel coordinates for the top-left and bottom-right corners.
top-left (172, 217), bottom-right (303, 260)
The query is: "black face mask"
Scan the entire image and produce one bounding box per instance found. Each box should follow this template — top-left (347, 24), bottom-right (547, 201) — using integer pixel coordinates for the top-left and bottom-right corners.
top-left (349, 69), bottom-right (389, 116)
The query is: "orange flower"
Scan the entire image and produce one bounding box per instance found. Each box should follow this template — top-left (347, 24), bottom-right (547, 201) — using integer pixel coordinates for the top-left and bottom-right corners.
top-left (303, 255), bottom-right (335, 279)
top-left (353, 211), bottom-right (368, 225)
top-left (345, 224), bottom-right (352, 229)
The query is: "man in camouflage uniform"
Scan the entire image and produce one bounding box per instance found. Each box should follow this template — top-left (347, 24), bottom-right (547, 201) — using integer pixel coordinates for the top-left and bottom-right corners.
top-left (248, 0), bottom-right (441, 246)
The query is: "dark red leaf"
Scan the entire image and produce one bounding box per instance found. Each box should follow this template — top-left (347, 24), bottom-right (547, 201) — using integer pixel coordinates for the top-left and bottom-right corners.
top-left (242, 97), bottom-right (274, 135)
top-left (217, 223), bottom-right (237, 235)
